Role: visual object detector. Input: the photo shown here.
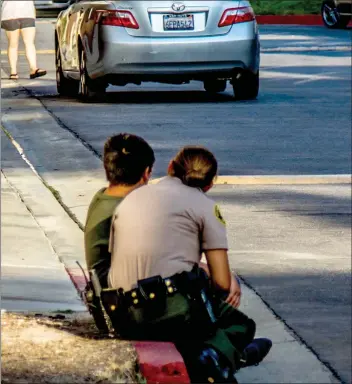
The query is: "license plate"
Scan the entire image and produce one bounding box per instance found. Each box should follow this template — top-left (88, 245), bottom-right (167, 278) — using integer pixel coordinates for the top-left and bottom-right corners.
top-left (163, 14), bottom-right (194, 31)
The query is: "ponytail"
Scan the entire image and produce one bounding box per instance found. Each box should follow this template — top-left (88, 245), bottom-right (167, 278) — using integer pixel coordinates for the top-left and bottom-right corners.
top-left (168, 146), bottom-right (217, 190)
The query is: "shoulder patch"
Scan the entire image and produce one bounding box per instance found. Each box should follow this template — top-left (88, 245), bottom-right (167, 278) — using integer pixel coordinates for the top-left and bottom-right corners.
top-left (214, 204), bottom-right (226, 225)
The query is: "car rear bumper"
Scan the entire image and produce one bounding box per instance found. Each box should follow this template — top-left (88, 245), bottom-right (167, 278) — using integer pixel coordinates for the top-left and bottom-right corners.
top-left (92, 21), bottom-right (260, 79)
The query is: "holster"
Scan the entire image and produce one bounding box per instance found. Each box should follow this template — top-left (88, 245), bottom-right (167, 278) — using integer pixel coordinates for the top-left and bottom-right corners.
top-left (176, 264), bottom-right (218, 338)
top-left (83, 279), bottom-right (110, 334)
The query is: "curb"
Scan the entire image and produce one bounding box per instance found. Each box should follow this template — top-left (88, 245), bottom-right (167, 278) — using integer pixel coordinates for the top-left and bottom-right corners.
top-left (256, 14), bottom-right (351, 26)
top-left (151, 175), bottom-right (351, 186)
top-left (65, 265), bottom-right (190, 384)
top-left (256, 15), bottom-right (324, 25)
top-left (133, 342), bottom-right (190, 384)
top-left (214, 174), bottom-right (351, 185)
top-left (65, 267), bottom-right (88, 294)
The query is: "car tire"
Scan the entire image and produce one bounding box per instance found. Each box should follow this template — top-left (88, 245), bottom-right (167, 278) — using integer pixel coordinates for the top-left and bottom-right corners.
top-left (204, 79), bottom-right (227, 93)
top-left (321, 0), bottom-right (350, 29)
top-left (56, 41), bottom-right (79, 97)
top-left (232, 71), bottom-right (259, 101)
top-left (79, 50), bottom-right (106, 102)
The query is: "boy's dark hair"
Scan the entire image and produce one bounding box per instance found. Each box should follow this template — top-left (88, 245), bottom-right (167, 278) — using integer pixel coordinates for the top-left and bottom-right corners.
top-left (104, 133), bottom-right (155, 186)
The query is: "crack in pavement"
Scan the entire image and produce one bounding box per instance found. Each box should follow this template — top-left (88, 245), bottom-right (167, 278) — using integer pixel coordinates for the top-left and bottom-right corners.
top-left (1, 125), bottom-right (84, 232)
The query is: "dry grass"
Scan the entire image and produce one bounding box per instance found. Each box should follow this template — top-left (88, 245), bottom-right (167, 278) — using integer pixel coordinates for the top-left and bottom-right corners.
top-left (1, 312), bottom-right (145, 384)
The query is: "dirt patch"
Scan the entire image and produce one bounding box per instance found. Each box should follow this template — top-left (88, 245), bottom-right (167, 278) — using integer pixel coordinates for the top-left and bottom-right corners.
top-left (1, 311), bottom-right (145, 384)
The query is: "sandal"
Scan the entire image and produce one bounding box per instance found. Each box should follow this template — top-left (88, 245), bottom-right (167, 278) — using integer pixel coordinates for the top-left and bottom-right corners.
top-left (30, 69), bottom-right (47, 79)
top-left (9, 74), bottom-right (18, 80)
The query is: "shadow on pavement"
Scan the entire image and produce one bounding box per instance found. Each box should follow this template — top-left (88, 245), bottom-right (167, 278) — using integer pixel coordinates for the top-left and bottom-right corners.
top-left (239, 270), bottom-right (351, 384)
top-left (36, 90), bottom-right (240, 104)
top-left (211, 185), bottom-right (351, 228)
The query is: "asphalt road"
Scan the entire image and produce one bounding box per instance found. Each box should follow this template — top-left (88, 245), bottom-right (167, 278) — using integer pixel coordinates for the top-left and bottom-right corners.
top-left (1, 22), bottom-right (351, 383)
top-left (2, 22), bottom-right (351, 177)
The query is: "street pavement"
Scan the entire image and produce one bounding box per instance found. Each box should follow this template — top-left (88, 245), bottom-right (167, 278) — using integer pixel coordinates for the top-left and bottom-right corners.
top-left (1, 21), bottom-right (351, 383)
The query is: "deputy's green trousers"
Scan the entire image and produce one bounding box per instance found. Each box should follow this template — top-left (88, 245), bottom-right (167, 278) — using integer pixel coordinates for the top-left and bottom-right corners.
top-left (121, 293), bottom-right (256, 382)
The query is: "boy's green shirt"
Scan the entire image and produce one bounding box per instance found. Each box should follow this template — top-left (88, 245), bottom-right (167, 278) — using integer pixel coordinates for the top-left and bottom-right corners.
top-left (84, 188), bottom-right (123, 287)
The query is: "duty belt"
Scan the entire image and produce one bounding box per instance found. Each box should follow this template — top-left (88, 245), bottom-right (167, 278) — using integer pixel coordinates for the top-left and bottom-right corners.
top-left (100, 265), bottom-right (218, 338)
top-left (124, 275), bottom-right (179, 309)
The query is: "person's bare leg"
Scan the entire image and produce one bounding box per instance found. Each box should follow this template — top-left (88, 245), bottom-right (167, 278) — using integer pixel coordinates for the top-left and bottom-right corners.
top-left (21, 27), bottom-right (37, 74)
top-left (6, 29), bottom-right (20, 76)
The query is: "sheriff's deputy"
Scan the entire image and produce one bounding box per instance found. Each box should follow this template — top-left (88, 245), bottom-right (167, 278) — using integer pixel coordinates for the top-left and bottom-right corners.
top-left (106, 146), bottom-right (272, 383)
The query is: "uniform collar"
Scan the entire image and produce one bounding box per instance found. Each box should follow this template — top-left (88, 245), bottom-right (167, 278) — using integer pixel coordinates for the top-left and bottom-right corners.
top-left (158, 176), bottom-right (204, 193)
top-left (158, 176), bottom-right (183, 185)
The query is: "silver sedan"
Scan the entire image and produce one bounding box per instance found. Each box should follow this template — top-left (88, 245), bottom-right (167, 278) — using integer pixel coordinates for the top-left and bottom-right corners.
top-left (55, 1), bottom-right (260, 101)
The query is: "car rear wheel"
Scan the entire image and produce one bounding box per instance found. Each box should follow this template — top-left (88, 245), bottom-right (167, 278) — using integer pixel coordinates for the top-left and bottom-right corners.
top-left (232, 71), bottom-right (259, 101)
top-left (56, 42), bottom-right (79, 97)
top-left (204, 79), bottom-right (227, 93)
top-left (321, 0), bottom-right (350, 29)
top-left (79, 50), bottom-right (106, 102)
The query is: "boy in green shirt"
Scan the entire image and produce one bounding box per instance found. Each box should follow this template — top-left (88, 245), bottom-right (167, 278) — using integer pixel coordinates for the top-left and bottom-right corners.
top-left (84, 133), bottom-right (155, 287)
top-left (84, 134), bottom-right (271, 373)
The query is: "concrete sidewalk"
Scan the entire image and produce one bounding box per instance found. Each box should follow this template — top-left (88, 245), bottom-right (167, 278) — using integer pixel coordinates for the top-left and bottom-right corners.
top-left (1, 131), bottom-right (85, 313)
top-left (1, 172), bottom-right (85, 312)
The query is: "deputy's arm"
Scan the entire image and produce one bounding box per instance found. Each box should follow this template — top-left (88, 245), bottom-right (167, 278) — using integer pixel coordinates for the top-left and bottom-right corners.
top-left (204, 249), bottom-right (231, 292)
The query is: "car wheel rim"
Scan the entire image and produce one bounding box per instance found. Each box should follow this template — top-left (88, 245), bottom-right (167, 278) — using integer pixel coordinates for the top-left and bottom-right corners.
top-left (323, 4), bottom-right (338, 25)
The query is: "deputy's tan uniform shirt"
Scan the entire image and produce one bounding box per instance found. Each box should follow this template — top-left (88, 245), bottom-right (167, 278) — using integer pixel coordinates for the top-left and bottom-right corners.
top-left (108, 176), bottom-right (228, 291)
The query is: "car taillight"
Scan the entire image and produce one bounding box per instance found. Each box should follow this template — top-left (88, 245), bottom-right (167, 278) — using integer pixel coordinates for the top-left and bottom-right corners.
top-left (218, 7), bottom-right (255, 27)
top-left (96, 10), bottom-right (139, 29)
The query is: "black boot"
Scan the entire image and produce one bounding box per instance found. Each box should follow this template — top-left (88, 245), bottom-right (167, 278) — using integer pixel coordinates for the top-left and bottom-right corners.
top-left (196, 347), bottom-right (238, 383)
top-left (241, 338), bottom-right (272, 368)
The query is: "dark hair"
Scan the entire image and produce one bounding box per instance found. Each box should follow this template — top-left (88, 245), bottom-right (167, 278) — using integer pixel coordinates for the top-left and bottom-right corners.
top-left (168, 146), bottom-right (218, 189)
top-left (104, 133), bottom-right (155, 186)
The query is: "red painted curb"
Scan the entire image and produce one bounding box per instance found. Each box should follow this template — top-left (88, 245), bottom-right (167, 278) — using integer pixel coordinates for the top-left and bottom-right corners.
top-left (64, 266), bottom-right (190, 384)
top-left (256, 15), bottom-right (324, 25)
top-left (134, 342), bottom-right (190, 384)
top-left (65, 267), bottom-right (87, 294)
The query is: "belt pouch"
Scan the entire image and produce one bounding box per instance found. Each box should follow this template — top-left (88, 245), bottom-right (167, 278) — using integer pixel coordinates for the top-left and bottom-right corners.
top-left (101, 288), bottom-right (129, 333)
top-left (137, 275), bottom-right (167, 318)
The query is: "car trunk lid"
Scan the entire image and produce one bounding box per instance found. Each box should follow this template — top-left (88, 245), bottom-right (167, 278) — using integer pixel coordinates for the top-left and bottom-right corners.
top-left (110, 0), bottom-right (243, 37)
